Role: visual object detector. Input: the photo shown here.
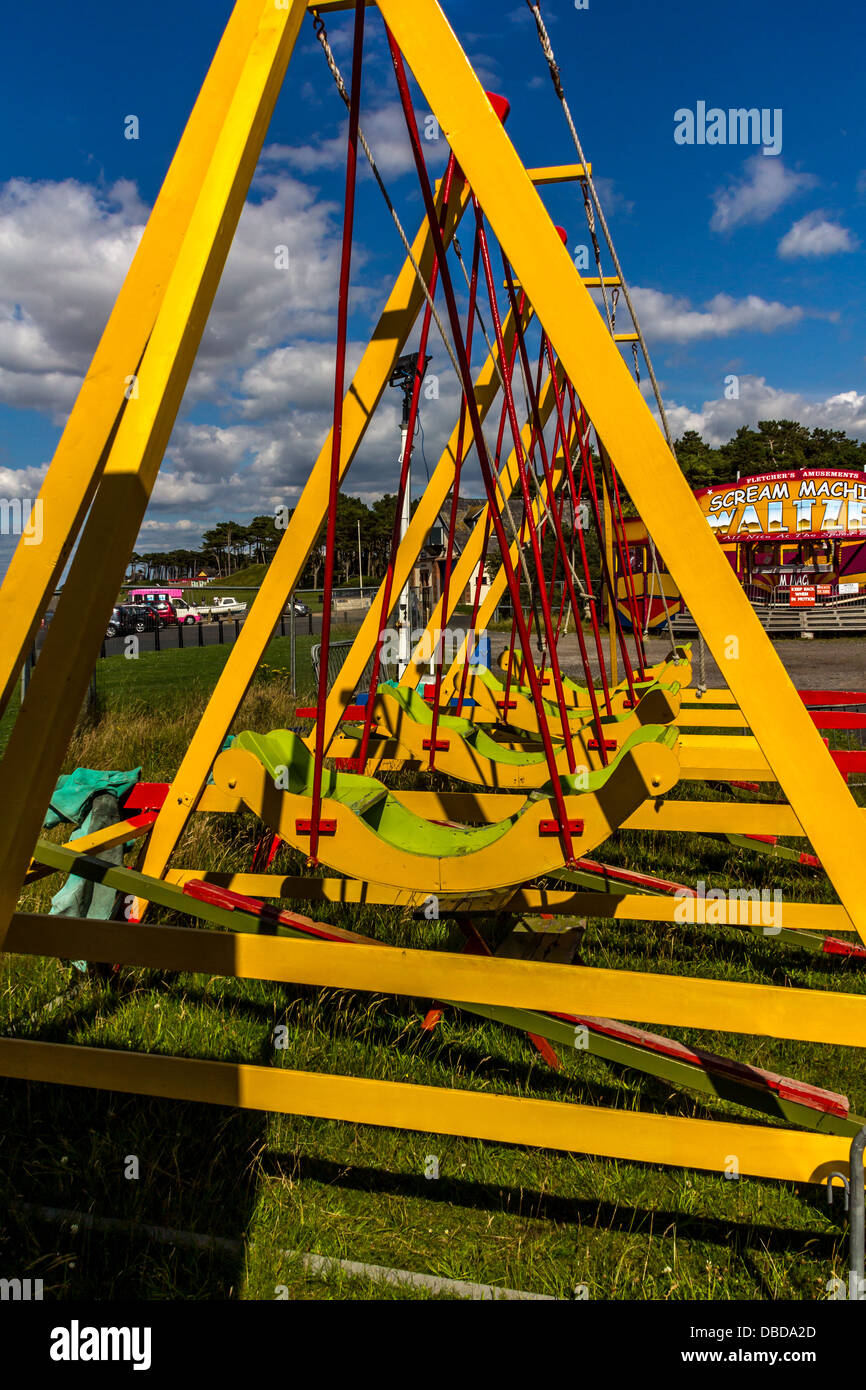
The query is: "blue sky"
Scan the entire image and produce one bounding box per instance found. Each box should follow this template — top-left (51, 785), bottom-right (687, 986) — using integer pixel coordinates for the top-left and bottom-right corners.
top-left (0, 0), bottom-right (863, 569)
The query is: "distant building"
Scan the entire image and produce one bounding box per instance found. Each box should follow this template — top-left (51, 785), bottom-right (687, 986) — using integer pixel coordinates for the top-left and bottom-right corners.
top-left (619, 469), bottom-right (866, 628)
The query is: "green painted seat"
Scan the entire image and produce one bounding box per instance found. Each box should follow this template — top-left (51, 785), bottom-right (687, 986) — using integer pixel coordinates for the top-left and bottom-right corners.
top-left (450, 666), bottom-right (681, 727)
top-left (379, 681), bottom-right (547, 767)
top-left (233, 724), bottom-right (678, 860)
top-left (236, 728), bottom-right (520, 856)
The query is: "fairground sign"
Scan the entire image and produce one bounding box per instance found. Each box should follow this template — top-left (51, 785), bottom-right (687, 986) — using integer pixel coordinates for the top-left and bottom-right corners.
top-left (695, 470), bottom-right (866, 542)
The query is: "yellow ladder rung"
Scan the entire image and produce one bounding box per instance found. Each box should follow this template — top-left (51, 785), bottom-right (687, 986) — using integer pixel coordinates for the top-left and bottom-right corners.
top-left (503, 274), bottom-right (622, 292)
top-left (525, 163), bottom-right (591, 184)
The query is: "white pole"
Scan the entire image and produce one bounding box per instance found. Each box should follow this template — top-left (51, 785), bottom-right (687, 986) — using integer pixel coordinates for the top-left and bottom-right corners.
top-left (357, 519), bottom-right (363, 595)
top-left (397, 421), bottom-right (412, 676)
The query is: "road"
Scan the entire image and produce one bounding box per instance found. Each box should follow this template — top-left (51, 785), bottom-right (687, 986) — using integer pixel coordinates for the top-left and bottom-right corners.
top-left (93, 610), bottom-right (473, 657)
top-left (97, 613), bottom-right (316, 657)
top-left (32, 609), bottom-right (864, 690)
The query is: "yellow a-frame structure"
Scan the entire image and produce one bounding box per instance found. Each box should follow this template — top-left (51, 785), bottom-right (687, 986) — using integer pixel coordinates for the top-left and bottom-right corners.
top-left (1, 0), bottom-right (865, 1189)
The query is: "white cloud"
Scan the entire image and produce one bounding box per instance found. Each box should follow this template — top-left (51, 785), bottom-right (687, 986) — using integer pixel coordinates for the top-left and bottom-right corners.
top-left (660, 375), bottom-right (866, 446)
top-left (629, 287), bottom-right (805, 343)
top-left (777, 211), bottom-right (859, 259)
top-left (0, 463), bottom-right (48, 499)
top-left (592, 176), bottom-right (634, 219)
top-left (0, 172), bottom-right (390, 554)
top-left (0, 178), bottom-right (147, 412)
top-left (261, 102), bottom-right (419, 181)
top-left (138, 518), bottom-right (204, 535)
top-left (0, 173), bottom-right (349, 418)
top-left (710, 156), bottom-right (817, 232)
top-left (236, 340), bottom-right (366, 420)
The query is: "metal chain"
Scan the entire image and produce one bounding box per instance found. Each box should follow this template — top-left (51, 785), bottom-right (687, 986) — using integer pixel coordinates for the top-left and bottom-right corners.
top-left (697, 623), bottom-right (708, 696)
top-left (525, 0), bottom-right (680, 655)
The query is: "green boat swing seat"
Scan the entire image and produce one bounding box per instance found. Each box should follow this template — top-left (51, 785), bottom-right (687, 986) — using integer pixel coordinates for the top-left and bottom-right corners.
top-left (212, 723), bottom-right (681, 894)
top-left (439, 663), bottom-right (683, 741)
top-left (489, 643), bottom-right (693, 711)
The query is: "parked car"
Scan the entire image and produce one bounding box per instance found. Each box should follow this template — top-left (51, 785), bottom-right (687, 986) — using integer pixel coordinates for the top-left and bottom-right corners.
top-left (150, 599), bottom-right (178, 625)
top-left (126, 588), bottom-right (205, 624)
top-left (106, 603), bottom-right (163, 637)
top-left (201, 595), bottom-right (247, 618)
top-left (289, 598), bottom-right (310, 617)
top-left (169, 597), bottom-right (206, 625)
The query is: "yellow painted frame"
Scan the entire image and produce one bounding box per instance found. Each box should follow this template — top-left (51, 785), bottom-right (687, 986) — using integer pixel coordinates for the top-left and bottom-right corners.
top-left (0, 0), bottom-right (863, 1203)
top-left (375, 0), bottom-right (866, 939)
top-left (0, 1037), bottom-right (851, 1186)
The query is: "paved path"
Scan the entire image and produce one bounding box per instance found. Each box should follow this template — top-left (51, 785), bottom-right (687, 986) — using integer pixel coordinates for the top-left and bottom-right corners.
top-left (487, 630), bottom-right (866, 693)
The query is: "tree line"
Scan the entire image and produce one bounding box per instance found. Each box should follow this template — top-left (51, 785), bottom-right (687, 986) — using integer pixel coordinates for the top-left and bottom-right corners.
top-left (128, 495), bottom-right (408, 585)
top-left (127, 422), bottom-right (865, 582)
top-left (674, 421), bottom-right (865, 491)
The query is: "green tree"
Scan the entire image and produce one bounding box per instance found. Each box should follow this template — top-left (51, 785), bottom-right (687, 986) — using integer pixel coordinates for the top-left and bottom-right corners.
top-left (674, 430), bottom-right (724, 489)
top-left (247, 514), bottom-right (281, 564)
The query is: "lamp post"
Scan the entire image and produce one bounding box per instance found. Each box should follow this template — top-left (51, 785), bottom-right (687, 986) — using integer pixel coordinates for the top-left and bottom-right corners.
top-left (388, 351), bottom-right (429, 675)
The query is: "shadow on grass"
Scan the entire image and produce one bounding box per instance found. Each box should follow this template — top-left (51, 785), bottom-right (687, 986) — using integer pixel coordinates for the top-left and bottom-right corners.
top-left (0, 1078), bottom-right (264, 1300)
top-left (259, 1149), bottom-right (848, 1260)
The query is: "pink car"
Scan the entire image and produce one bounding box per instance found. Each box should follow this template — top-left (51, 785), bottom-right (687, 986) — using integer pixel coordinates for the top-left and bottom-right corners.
top-left (126, 587), bottom-right (204, 624)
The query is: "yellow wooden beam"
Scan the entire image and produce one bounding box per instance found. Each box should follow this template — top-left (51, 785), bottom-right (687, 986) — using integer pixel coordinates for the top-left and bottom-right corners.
top-left (378, 0), bottom-right (866, 940)
top-left (161, 870), bottom-right (853, 929)
top-left (525, 163), bottom-right (591, 184)
top-left (507, 274), bottom-right (618, 290)
top-left (5, 913), bottom-right (865, 1039)
top-left (306, 0), bottom-right (373, 10)
top-left (0, 1037), bottom-right (852, 1184)
top-left (161, 871), bottom-right (854, 932)
top-left (23, 816), bottom-right (155, 884)
top-left (0, 0), bottom-right (311, 949)
top-left (0, 0), bottom-right (272, 715)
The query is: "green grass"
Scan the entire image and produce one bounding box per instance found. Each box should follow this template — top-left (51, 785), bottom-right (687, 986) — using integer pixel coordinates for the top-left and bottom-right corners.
top-left (0, 628), bottom-right (364, 762)
top-left (1, 645), bottom-right (862, 1300)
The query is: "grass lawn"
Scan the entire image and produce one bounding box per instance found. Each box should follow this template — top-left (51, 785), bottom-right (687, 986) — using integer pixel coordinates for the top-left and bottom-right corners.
top-left (1, 641), bottom-right (862, 1300)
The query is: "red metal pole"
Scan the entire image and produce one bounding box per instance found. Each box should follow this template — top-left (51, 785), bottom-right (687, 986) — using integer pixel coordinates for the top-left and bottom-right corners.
top-left (309, 0), bottom-right (366, 862)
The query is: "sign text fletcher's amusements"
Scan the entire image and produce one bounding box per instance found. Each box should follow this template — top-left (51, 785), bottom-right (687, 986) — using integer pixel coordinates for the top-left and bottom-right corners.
top-left (696, 471), bottom-right (866, 541)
